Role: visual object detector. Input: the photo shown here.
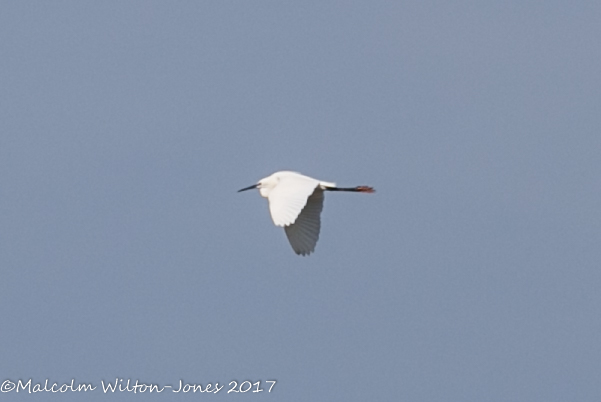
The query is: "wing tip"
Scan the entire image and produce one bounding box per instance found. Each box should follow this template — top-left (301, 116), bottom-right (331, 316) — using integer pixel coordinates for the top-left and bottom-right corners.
top-left (295, 248), bottom-right (314, 256)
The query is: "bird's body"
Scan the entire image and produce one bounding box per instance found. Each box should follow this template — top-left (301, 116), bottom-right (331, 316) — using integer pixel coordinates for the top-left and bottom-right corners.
top-left (238, 171), bottom-right (374, 255)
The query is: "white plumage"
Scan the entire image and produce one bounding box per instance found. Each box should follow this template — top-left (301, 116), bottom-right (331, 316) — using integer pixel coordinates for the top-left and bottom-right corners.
top-left (238, 171), bottom-right (374, 256)
top-left (283, 187), bottom-right (324, 255)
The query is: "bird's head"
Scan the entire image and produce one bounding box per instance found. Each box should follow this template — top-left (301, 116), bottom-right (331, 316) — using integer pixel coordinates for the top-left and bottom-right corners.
top-left (256, 175), bottom-right (278, 198)
top-left (237, 174), bottom-right (279, 198)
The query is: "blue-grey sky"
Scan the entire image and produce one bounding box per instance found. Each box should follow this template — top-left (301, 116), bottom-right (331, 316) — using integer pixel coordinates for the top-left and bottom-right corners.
top-left (1, 2), bottom-right (600, 401)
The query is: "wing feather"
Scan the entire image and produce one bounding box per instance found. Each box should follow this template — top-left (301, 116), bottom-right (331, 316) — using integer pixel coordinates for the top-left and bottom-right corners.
top-left (268, 175), bottom-right (320, 227)
top-left (284, 188), bottom-right (324, 255)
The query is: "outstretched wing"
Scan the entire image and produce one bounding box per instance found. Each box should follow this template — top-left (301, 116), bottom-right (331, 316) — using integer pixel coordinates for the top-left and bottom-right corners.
top-left (267, 175), bottom-right (320, 227)
top-left (284, 188), bottom-right (324, 255)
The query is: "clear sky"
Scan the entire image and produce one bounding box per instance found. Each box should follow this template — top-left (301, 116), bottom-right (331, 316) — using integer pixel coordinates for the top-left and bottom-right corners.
top-left (1, 1), bottom-right (600, 401)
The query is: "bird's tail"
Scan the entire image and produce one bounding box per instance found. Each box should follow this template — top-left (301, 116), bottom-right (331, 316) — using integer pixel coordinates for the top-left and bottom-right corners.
top-left (319, 181), bottom-right (336, 189)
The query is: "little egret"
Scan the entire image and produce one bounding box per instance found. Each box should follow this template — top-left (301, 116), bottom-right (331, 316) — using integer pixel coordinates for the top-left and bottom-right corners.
top-left (238, 171), bottom-right (375, 256)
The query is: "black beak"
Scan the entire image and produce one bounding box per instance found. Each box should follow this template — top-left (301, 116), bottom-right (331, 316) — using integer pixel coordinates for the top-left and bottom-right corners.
top-left (237, 184), bottom-right (258, 193)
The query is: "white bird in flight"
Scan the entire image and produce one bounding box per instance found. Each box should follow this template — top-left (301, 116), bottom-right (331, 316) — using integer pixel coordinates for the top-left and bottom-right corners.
top-left (238, 171), bottom-right (375, 256)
